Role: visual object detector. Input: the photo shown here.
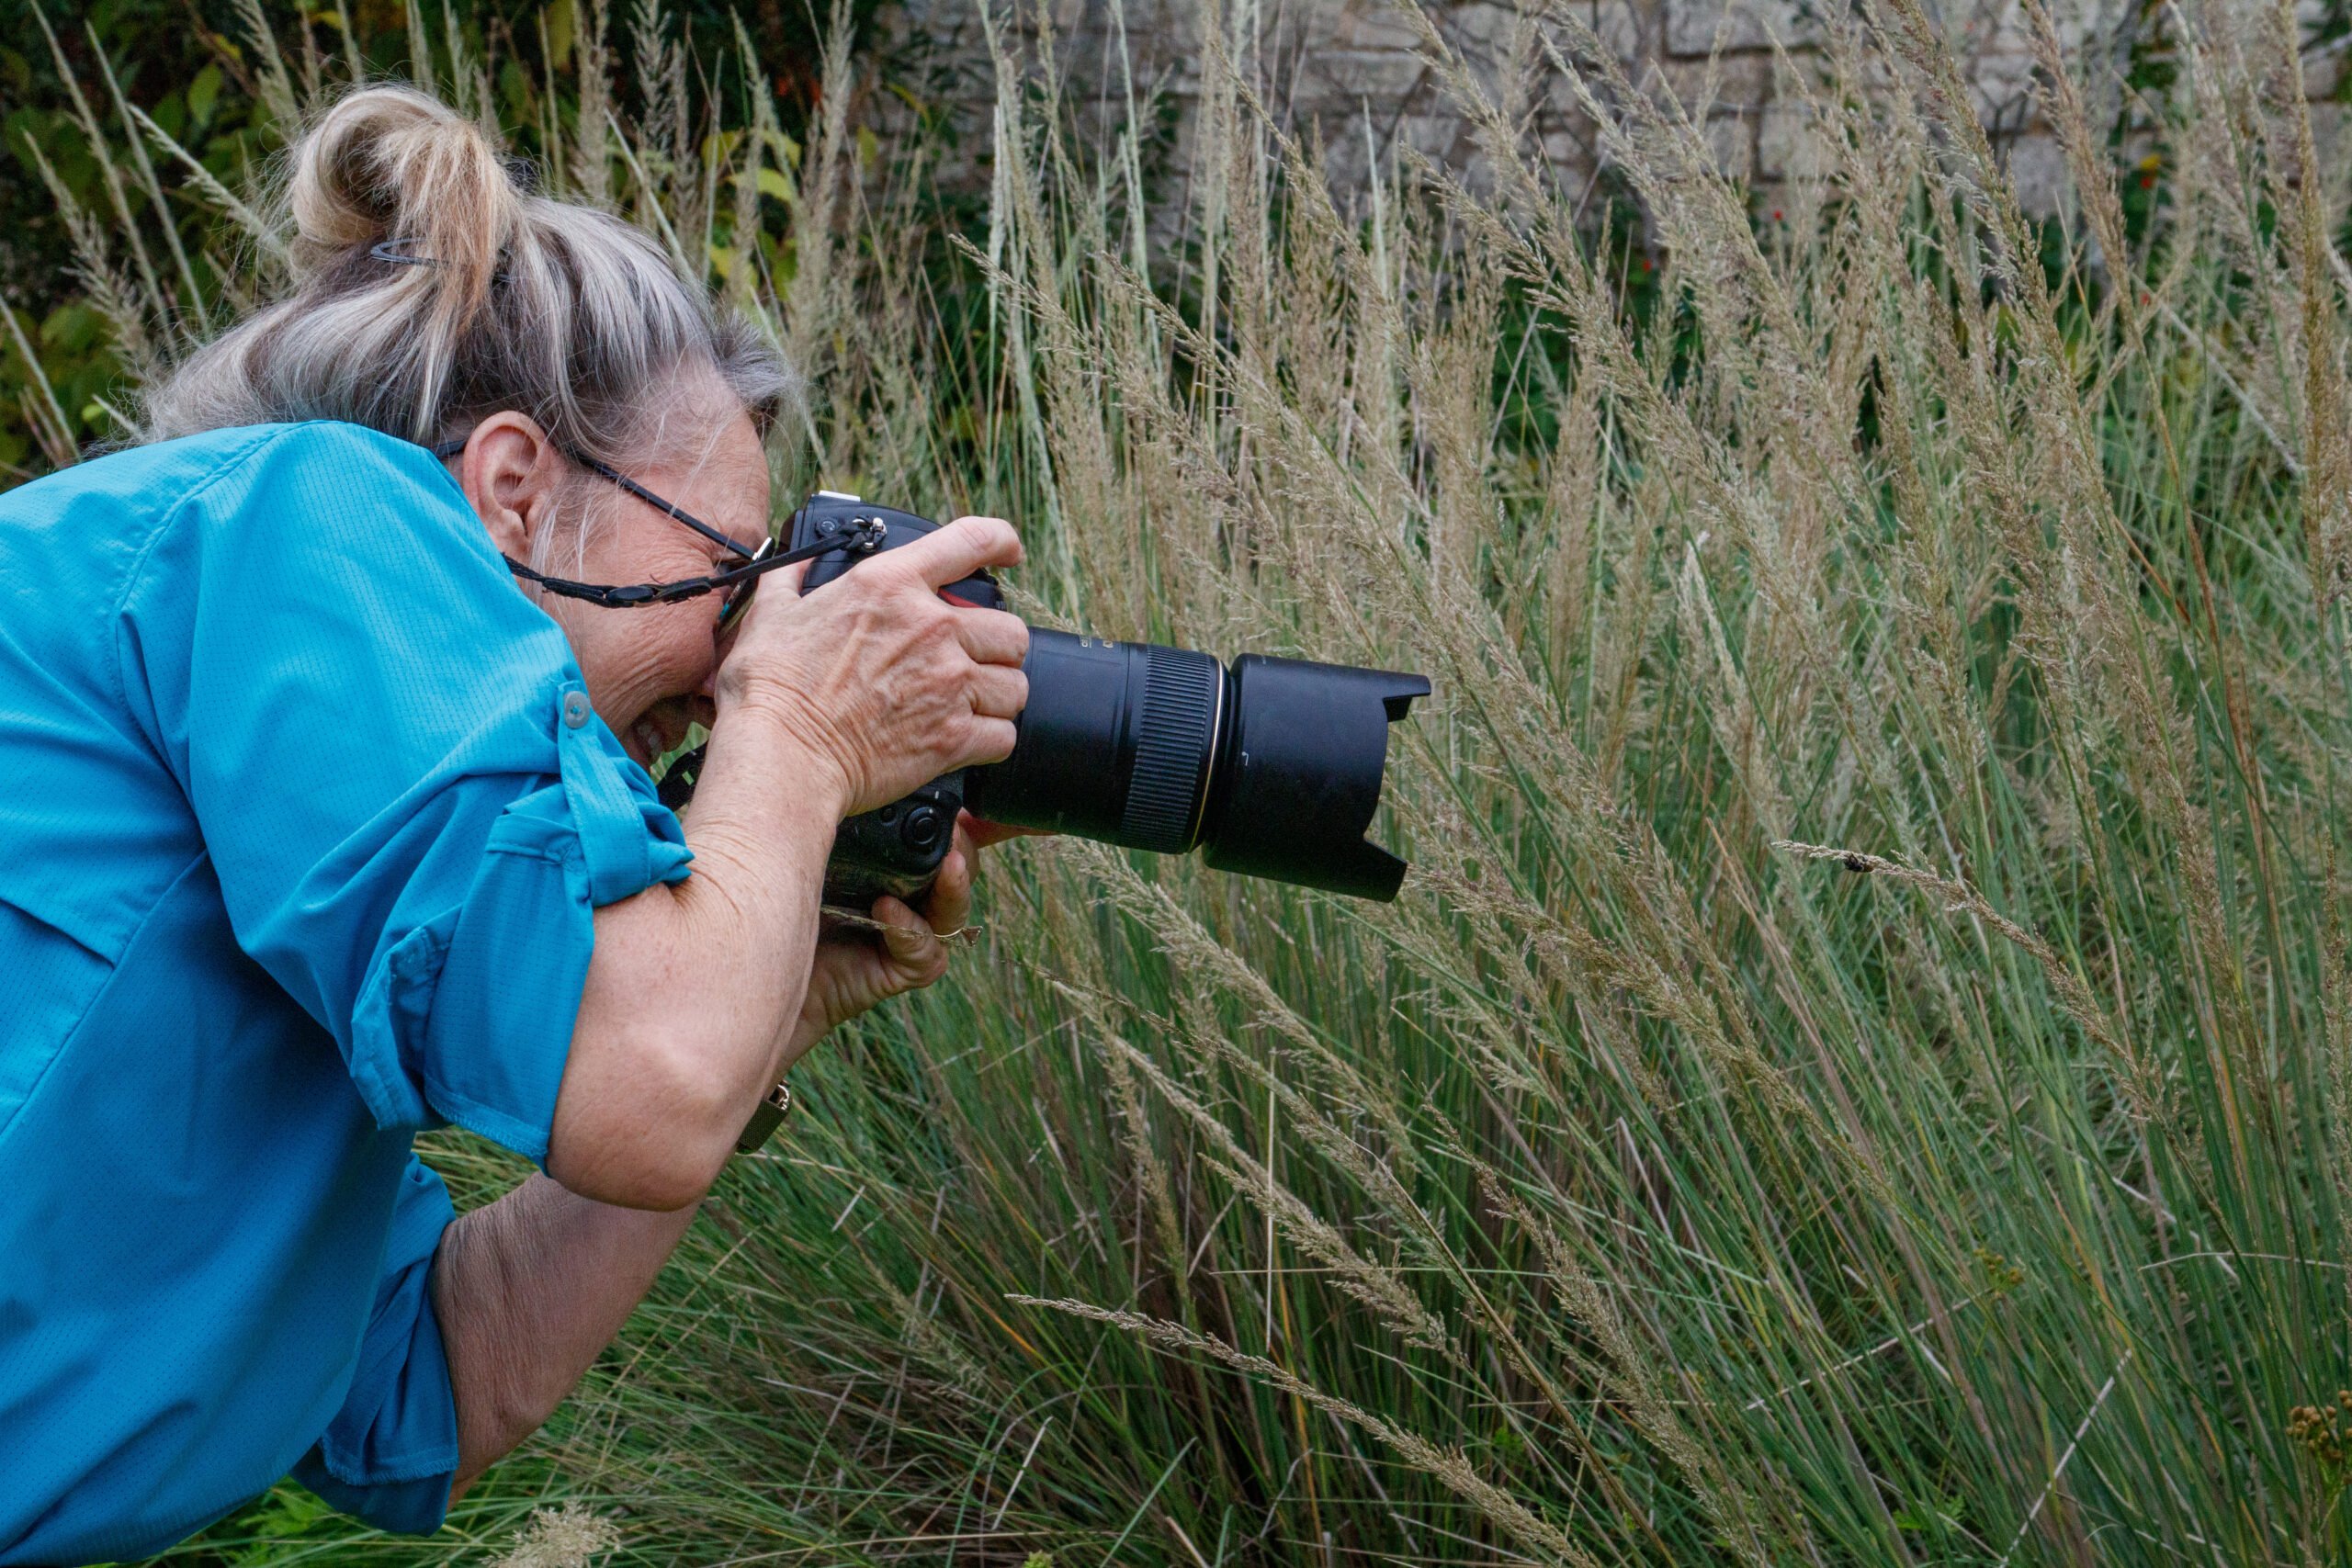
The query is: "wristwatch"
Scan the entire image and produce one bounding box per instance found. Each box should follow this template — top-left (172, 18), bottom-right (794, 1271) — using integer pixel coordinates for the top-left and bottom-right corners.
top-left (734, 1079), bottom-right (794, 1153)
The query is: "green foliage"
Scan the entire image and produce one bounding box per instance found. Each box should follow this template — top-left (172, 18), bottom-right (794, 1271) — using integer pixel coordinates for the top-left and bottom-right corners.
top-left (1, 2), bottom-right (243, 473)
top-left (28, 1), bottom-right (2352, 1564)
top-left (0, 0), bottom-right (901, 479)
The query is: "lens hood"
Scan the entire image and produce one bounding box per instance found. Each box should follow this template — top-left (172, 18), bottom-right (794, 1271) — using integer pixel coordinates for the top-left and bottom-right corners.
top-left (1199, 655), bottom-right (1429, 901)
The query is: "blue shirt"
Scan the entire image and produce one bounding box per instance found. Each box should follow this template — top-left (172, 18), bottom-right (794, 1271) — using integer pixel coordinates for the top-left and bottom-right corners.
top-left (0, 423), bottom-right (693, 1562)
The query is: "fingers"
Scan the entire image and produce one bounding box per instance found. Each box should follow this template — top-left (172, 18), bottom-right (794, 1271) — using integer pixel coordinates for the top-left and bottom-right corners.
top-left (891, 515), bottom-right (1024, 589)
top-left (710, 553), bottom-right (812, 670)
top-left (863, 836), bottom-right (977, 993)
top-left (873, 851), bottom-right (967, 979)
top-left (969, 663), bottom-right (1028, 721)
top-left (924, 843), bottom-right (972, 935)
top-left (873, 895), bottom-right (937, 964)
top-left (964, 715), bottom-right (1019, 766)
top-left (718, 512), bottom-right (1026, 813)
top-left (952, 605), bottom-right (1030, 667)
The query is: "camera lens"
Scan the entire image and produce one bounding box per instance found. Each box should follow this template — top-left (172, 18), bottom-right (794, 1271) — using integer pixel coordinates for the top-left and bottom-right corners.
top-left (958, 633), bottom-right (1216, 849)
top-left (962, 629), bottom-right (1428, 900)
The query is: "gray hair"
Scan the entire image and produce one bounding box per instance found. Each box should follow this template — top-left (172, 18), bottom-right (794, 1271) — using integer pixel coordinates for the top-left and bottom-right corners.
top-left (141, 84), bottom-right (792, 469)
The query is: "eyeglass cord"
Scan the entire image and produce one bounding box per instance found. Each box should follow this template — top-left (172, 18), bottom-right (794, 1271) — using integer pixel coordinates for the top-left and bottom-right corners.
top-left (424, 434), bottom-right (887, 611)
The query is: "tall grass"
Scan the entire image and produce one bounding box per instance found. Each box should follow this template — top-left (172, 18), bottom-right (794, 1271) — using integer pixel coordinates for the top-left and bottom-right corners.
top-left (28, 0), bottom-right (2352, 1561)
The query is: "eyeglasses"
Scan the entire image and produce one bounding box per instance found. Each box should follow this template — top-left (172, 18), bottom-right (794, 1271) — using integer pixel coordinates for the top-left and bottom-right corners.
top-left (428, 435), bottom-right (796, 633)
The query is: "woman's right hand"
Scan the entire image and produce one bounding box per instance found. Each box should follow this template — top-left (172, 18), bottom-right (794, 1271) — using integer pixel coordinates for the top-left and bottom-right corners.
top-left (712, 514), bottom-right (1029, 818)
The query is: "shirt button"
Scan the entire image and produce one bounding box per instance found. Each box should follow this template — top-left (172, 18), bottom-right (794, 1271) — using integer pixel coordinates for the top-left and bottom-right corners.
top-left (562, 691), bottom-right (592, 729)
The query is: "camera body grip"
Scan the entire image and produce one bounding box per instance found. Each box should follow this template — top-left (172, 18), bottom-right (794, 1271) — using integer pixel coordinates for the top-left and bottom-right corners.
top-left (651, 492), bottom-right (998, 906)
top-left (792, 491), bottom-right (1000, 904)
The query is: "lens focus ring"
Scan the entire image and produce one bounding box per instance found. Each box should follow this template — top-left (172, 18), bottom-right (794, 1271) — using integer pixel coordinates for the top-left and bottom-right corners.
top-left (1119, 646), bottom-right (1221, 852)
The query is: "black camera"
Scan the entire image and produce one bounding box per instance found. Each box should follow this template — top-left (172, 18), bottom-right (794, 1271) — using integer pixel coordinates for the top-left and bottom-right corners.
top-left (660, 491), bottom-right (1430, 905)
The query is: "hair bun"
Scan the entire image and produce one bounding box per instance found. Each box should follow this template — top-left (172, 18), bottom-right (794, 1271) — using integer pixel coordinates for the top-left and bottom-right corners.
top-left (288, 85), bottom-right (519, 322)
top-left (142, 81), bottom-right (788, 452)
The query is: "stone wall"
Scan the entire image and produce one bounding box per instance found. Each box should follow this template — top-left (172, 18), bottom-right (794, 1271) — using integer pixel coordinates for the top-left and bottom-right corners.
top-left (876, 0), bottom-right (2349, 215)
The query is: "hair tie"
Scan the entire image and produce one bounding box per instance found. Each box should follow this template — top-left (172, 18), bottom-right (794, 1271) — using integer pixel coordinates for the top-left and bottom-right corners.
top-left (368, 237), bottom-right (446, 268)
top-left (369, 236), bottom-right (511, 287)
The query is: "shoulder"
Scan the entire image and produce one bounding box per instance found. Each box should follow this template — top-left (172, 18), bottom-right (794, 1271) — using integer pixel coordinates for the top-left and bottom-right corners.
top-left (224, 419), bottom-right (458, 485)
top-left (0, 425), bottom-right (467, 699)
top-left (172, 421), bottom-right (471, 528)
top-left (146, 418), bottom-right (447, 479)
top-left (6, 422), bottom-right (452, 521)
top-left (122, 421), bottom-right (495, 596)
top-left (3, 423), bottom-right (478, 592)
top-left (110, 420), bottom-right (552, 720)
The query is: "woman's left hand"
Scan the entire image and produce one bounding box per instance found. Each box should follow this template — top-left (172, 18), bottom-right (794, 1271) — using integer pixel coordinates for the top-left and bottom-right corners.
top-left (773, 811), bottom-right (993, 1073)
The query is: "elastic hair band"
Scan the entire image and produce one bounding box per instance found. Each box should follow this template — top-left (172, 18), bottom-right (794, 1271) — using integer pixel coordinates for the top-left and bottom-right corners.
top-left (368, 238), bottom-right (446, 268)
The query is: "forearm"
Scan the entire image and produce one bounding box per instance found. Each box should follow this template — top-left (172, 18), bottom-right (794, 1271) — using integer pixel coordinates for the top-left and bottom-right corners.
top-left (431, 795), bottom-right (950, 1495)
top-left (548, 699), bottom-right (846, 1206)
top-left (431, 1172), bottom-right (701, 1500)
top-left (545, 517), bottom-right (1026, 1208)
top-left (650, 698), bottom-right (847, 1106)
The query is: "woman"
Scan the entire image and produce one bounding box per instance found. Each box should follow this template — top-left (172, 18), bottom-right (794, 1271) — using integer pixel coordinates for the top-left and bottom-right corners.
top-left (0, 85), bottom-right (1028, 1562)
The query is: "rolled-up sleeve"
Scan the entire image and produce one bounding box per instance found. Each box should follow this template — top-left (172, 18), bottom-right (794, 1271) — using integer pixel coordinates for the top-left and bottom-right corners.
top-left (115, 421), bottom-right (693, 1162)
top-left (288, 1156), bottom-right (461, 1532)
top-left (347, 683), bottom-right (693, 1157)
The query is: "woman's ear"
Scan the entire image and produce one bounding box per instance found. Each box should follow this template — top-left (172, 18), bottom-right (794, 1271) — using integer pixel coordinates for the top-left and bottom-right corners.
top-left (451, 413), bottom-right (564, 564)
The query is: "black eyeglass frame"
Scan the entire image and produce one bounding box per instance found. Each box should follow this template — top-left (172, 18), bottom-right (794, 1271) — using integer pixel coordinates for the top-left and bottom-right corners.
top-left (426, 435), bottom-right (866, 631)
